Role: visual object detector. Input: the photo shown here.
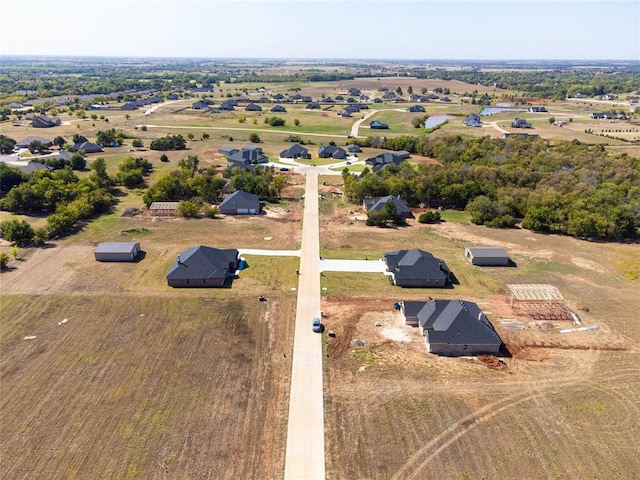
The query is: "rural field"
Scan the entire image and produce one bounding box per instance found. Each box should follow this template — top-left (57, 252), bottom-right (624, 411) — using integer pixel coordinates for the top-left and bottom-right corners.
top-left (316, 193), bottom-right (640, 479)
top-left (1, 60), bottom-right (640, 479)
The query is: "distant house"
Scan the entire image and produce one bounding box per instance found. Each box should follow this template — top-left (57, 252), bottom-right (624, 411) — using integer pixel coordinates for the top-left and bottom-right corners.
top-left (318, 145), bottom-right (347, 159)
top-left (383, 249), bottom-right (451, 287)
top-left (15, 162), bottom-right (54, 174)
top-left (271, 104), bottom-right (287, 113)
top-left (528, 106), bottom-right (547, 113)
top-left (348, 87), bottom-right (361, 96)
top-left (400, 299), bottom-right (503, 356)
top-left (149, 201), bottom-right (179, 216)
top-left (306, 102), bottom-right (321, 110)
top-left (218, 101), bottom-right (236, 111)
top-left (226, 161), bottom-right (255, 173)
top-left (280, 143), bottom-right (310, 159)
top-left (407, 105), bottom-right (426, 113)
top-left (121, 102), bottom-right (139, 110)
top-left (346, 144), bottom-right (361, 153)
top-left (502, 133), bottom-right (539, 139)
top-left (464, 247), bottom-right (509, 266)
top-left (511, 118), bottom-right (532, 128)
top-left (601, 94), bottom-right (616, 101)
top-left (225, 145), bottom-right (268, 164)
top-left (364, 152), bottom-right (408, 172)
top-left (95, 242), bottom-right (141, 262)
top-left (191, 100), bottom-right (211, 110)
top-left (464, 114), bottom-right (482, 127)
top-left (166, 246), bottom-right (239, 288)
top-left (31, 115), bottom-right (61, 128)
top-left (219, 190), bottom-right (261, 215)
top-left (363, 195), bottom-right (412, 218)
top-left (272, 93), bottom-right (285, 101)
top-left (71, 141), bottom-right (103, 153)
top-left (590, 112), bottom-right (614, 119)
top-left (8, 102), bottom-right (23, 109)
top-left (167, 93), bottom-right (179, 100)
top-left (245, 103), bottom-right (262, 111)
top-left (370, 120), bottom-right (389, 129)
top-left (16, 136), bottom-right (52, 148)
top-left (440, 97), bottom-right (451, 102)
top-left (372, 98), bottom-right (383, 104)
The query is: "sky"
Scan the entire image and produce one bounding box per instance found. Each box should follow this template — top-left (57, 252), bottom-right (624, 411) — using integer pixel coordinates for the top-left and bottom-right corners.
top-left (0, 0), bottom-right (638, 61)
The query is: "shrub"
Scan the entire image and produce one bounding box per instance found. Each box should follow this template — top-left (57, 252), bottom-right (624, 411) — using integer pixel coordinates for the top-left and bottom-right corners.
top-left (205, 206), bottom-right (219, 218)
top-left (0, 219), bottom-right (35, 245)
top-left (0, 252), bottom-right (8, 269)
top-left (418, 210), bottom-right (441, 224)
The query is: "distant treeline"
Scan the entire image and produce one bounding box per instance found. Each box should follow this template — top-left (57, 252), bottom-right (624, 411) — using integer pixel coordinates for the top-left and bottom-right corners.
top-left (346, 134), bottom-right (640, 240)
top-left (411, 67), bottom-right (640, 99)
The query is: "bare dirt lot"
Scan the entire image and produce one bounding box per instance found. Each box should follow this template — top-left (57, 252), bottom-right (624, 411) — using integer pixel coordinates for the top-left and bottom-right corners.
top-left (0, 212), bottom-right (302, 479)
top-left (318, 198), bottom-right (640, 479)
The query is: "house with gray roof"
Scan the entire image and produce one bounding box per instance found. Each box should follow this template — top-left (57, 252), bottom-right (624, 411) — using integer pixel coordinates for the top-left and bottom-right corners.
top-left (364, 152), bottom-right (408, 172)
top-left (464, 247), bottom-right (509, 266)
top-left (464, 114), bottom-right (482, 127)
top-left (245, 103), bottom-right (262, 111)
top-left (370, 120), bottom-right (389, 129)
top-left (363, 195), bottom-right (412, 218)
top-left (280, 143), bottom-right (310, 159)
top-left (271, 105), bottom-right (287, 113)
top-left (71, 141), bottom-right (103, 153)
top-left (31, 115), bottom-right (61, 128)
top-left (95, 242), bottom-right (141, 262)
top-left (318, 145), bottom-right (347, 159)
top-left (408, 105), bottom-right (426, 113)
top-left (225, 146), bottom-right (268, 164)
top-left (16, 136), bottom-right (52, 148)
top-left (219, 190), bottom-right (261, 215)
top-left (166, 246), bottom-right (239, 287)
top-left (400, 299), bottom-right (503, 355)
top-left (15, 162), bottom-right (54, 174)
top-left (384, 249), bottom-right (451, 287)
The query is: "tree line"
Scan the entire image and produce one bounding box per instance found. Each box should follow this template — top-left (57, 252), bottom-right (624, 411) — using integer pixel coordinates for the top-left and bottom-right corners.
top-left (344, 134), bottom-right (639, 240)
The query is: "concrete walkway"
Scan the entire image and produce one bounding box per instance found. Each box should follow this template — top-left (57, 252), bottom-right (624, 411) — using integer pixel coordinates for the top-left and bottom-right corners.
top-left (284, 171), bottom-right (326, 479)
top-left (237, 248), bottom-right (301, 257)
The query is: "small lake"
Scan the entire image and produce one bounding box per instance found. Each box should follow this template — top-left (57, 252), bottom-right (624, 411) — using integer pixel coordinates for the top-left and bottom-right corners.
top-left (480, 107), bottom-right (527, 116)
top-left (424, 115), bottom-right (453, 128)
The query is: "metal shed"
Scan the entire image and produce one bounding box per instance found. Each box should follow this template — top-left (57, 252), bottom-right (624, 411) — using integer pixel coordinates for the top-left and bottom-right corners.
top-left (465, 247), bottom-right (509, 266)
top-left (95, 242), bottom-right (141, 262)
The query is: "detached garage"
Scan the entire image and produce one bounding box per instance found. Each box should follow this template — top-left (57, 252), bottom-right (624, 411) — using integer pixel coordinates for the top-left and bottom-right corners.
top-left (465, 247), bottom-right (509, 266)
top-left (95, 242), bottom-right (141, 262)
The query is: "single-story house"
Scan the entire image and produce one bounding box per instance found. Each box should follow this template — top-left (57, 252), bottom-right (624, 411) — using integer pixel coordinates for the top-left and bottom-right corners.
top-left (590, 112), bottom-right (614, 120)
top-left (502, 133), bottom-right (539, 139)
top-left (219, 190), bottom-right (261, 215)
top-left (166, 246), bottom-right (239, 288)
top-left (464, 114), bottom-right (482, 127)
top-left (121, 102), bottom-right (139, 110)
top-left (364, 152), bottom-right (408, 172)
top-left (363, 195), bottom-right (412, 218)
top-left (271, 105), bottom-right (287, 113)
top-left (346, 144), bottom-right (361, 153)
top-left (95, 242), bottom-right (141, 262)
top-left (225, 145), bottom-right (268, 164)
top-left (400, 299), bottom-right (503, 356)
top-left (318, 145), bottom-right (347, 159)
top-left (31, 115), bottom-right (61, 128)
top-left (511, 118), bottom-right (532, 128)
top-left (218, 101), bottom-right (236, 111)
top-left (15, 162), bottom-right (54, 174)
top-left (408, 105), bottom-right (426, 113)
top-left (384, 248), bottom-right (451, 287)
top-left (528, 106), bottom-right (547, 113)
top-left (16, 136), bottom-right (52, 148)
top-left (280, 143), bottom-right (310, 159)
top-left (149, 201), bottom-right (179, 216)
top-left (245, 103), bottom-right (262, 111)
top-left (464, 247), bottom-right (509, 266)
top-left (306, 102), bottom-right (321, 109)
top-left (370, 120), bottom-right (389, 129)
top-left (226, 161), bottom-right (256, 173)
top-left (8, 102), bottom-right (23, 109)
top-left (71, 141), bottom-right (103, 153)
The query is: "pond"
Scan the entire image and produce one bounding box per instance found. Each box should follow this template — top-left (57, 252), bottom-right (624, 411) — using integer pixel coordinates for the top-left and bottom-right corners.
top-left (424, 115), bottom-right (453, 128)
top-left (480, 107), bottom-right (527, 116)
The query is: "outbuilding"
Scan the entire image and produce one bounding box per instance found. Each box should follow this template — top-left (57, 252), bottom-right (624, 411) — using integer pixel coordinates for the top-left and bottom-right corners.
top-left (465, 247), bottom-right (509, 266)
top-left (95, 242), bottom-right (141, 262)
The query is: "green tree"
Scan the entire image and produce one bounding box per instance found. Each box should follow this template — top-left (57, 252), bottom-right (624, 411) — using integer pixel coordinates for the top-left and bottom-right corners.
top-left (53, 136), bottom-right (66, 148)
top-left (177, 200), bottom-right (201, 218)
top-left (0, 219), bottom-right (35, 245)
top-left (294, 119), bottom-right (300, 126)
top-left (28, 139), bottom-right (48, 154)
top-left (160, 154), bottom-right (169, 162)
top-left (0, 135), bottom-right (17, 154)
top-left (70, 152), bottom-right (87, 170)
top-left (0, 253), bottom-right (8, 270)
top-left (132, 138), bottom-right (144, 148)
top-left (90, 157), bottom-right (111, 188)
top-left (72, 134), bottom-right (88, 144)
top-left (202, 132), bottom-right (210, 140)
top-left (249, 133), bottom-right (261, 143)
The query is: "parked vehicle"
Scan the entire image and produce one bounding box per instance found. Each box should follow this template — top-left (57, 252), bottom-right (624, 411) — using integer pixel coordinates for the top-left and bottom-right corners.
top-left (312, 317), bottom-right (322, 333)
